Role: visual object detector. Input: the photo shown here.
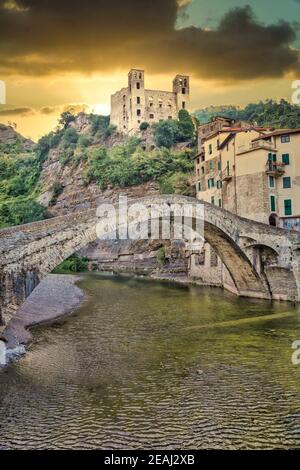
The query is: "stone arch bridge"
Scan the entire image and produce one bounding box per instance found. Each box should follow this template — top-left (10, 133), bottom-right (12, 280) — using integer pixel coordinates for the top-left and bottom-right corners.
top-left (1, 195), bottom-right (300, 331)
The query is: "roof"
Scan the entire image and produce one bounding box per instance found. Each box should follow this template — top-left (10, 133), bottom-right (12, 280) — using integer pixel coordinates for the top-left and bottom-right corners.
top-left (252, 128), bottom-right (300, 141)
top-left (202, 126), bottom-right (270, 143)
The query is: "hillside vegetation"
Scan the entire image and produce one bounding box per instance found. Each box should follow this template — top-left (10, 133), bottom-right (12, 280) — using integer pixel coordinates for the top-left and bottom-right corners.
top-left (194, 99), bottom-right (300, 129)
top-left (0, 111), bottom-right (196, 228)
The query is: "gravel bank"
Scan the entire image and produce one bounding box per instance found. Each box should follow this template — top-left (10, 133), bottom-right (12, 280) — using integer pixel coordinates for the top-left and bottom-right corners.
top-left (4, 274), bottom-right (85, 352)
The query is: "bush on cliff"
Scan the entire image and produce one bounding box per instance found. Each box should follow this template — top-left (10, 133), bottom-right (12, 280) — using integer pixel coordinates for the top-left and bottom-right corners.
top-left (83, 138), bottom-right (194, 190)
top-left (0, 198), bottom-right (50, 228)
top-left (154, 111), bottom-right (195, 148)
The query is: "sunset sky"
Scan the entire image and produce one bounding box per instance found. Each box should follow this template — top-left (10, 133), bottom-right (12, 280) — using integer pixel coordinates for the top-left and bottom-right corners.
top-left (0, 0), bottom-right (300, 140)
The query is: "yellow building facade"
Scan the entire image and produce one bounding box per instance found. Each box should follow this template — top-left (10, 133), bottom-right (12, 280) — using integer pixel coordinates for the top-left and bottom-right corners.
top-left (195, 124), bottom-right (300, 231)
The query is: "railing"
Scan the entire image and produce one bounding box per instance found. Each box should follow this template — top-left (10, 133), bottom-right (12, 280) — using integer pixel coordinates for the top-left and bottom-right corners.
top-left (265, 161), bottom-right (285, 175)
top-left (251, 140), bottom-right (275, 150)
top-left (221, 166), bottom-right (232, 181)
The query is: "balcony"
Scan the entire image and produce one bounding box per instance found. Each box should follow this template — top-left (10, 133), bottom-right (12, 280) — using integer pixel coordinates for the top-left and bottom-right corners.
top-left (251, 139), bottom-right (275, 151)
top-left (265, 161), bottom-right (285, 176)
top-left (221, 167), bottom-right (232, 181)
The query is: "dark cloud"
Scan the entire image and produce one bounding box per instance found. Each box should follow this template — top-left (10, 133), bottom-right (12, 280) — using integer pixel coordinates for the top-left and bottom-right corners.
top-left (0, 1), bottom-right (299, 81)
top-left (0, 106), bottom-right (34, 116)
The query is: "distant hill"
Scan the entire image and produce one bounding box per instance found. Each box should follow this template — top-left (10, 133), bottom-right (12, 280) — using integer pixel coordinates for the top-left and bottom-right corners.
top-left (194, 100), bottom-right (300, 129)
top-left (0, 123), bottom-right (34, 150)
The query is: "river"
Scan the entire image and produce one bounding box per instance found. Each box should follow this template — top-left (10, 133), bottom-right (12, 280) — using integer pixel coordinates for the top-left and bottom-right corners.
top-left (1, 272), bottom-right (300, 449)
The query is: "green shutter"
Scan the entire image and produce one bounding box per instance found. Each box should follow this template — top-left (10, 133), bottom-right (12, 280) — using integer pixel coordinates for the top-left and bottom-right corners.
top-left (218, 198), bottom-right (222, 208)
top-left (211, 196), bottom-right (215, 205)
top-left (282, 154), bottom-right (290, 165)
top-left (284, 199), bottom-right (292, 216)
top-left (270, 195), bottom-right (276, 212)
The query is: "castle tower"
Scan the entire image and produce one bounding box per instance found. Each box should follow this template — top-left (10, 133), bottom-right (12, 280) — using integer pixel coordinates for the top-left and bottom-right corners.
top-left (173, 75), bottom-right (190, 113)
top-left (128, 69), bottom-right (145, 130)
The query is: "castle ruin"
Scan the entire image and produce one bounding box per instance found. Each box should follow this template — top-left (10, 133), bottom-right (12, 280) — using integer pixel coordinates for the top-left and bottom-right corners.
top-left (110, 69), bottom-right (190, 134)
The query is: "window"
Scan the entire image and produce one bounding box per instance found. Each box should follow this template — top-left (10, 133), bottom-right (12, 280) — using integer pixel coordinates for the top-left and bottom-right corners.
top-left (139, 73), bottom-right (142, 79)
top-left (269, 176), bottom-right (275, 188)
top-left (270, 195), bottom-right (276, 212)
top-left (137, 82), bottom-right (140, 90)
top-left (218, 198), bottom-right (222, 208)
top-left (209, 161), bottom-right (213, 170)
top-left (281, 135), bottom-right (290, 143)
top-left (201, 166), bottom-right (204, 175)
top-left (159, 99), bottom-right (163, 108)
top-left (197, 158), bottom-right (200, 164)
top-left (211, 196), bottom-right (215, 205)
top-left (218, 160), bottom-right (221, 171)
top-left (182, 101), bottom-right (186, 109)
top-left (123, 95), bottom-right (126, 102)
top-left (197, 169), bottom-right (200, 177)
top-left (182, 88), bottom-right (186, 94)
top-left (209, 144), bottom-right (212, 155)
top-left (216, 180), bottom-right (222, 189)
top-left (137, 97), bottom-right (141, 105)
top-left (149, 113), bottom-right (154, 119)
top-left (201, 155), bottom-right (205, 162)
top-left (284, 199), bottom-right (292, 216)
top-left (168, 116), bottom-right (172, 120)
top-left (207, 178), bottom-right (214, 189)
top-left (283, 177), bottom-right (291, 189)
top-left (197, 182), bottom-right (201, 192)
top-left (137, 109), bottom-right (141, 116)
top-left (282, 154), bottom-right (290, 165)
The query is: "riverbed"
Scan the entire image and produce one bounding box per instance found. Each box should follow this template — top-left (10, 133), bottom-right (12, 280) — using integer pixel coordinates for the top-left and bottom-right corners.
top-left (1, 272), bottom-right (300, 449)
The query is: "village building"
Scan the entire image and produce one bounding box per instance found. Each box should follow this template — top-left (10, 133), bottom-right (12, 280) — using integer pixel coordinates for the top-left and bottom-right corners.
top-left (191, 118), bottom-right (300, 287)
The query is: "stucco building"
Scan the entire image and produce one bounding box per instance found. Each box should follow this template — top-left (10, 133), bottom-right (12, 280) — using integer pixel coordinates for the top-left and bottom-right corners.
top-left (194, 119), bottom-right (300, 230)
top-left (191, 118), bottom-right (300, 288)
top-left (110, 69), bottom-right (190, 134)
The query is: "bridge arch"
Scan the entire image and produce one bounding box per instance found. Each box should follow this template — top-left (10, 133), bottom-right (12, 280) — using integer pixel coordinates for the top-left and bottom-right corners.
top-left (0, 195), bottom-right (300, 330)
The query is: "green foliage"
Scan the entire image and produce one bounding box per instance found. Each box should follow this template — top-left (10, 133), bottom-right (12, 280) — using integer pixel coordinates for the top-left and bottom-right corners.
top-left (52, 254), bottom-right (89, 273)
top-left (0, 198), bottom-right (49, 228)
top-left (62, 128), bottom-right (78, 147)
top-left (140, 122), bottom-right (150, 131)
top-left (0, 152), bottom-right (41, 198)
top-left (159, 172), bottom-right (195, 197)
top-left (59, 111), bottom-right (76, 129)
top-left (154, 110), bottom-right (195, 148)
top-left (194, 100), bottom-right (300, 129)
top-left (178, 109), bottom-right (195, 141)
top-left (83, 139), bottom-right (193, 190)
top-left (49, 182), bottom-right (64, 206)
top-left (78, 134), bottom-right (92, 147)
top-left (157, 246), bottom-right (167, 265)
top-left (88, 114), bottom-right (110, 136)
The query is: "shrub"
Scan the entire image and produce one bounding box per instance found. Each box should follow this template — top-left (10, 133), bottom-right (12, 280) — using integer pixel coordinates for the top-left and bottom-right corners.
top-left (0, 199), bottom-right (50, 228)
top-left (157, 246), bottom-right (167, 265)
top-left (140, 122), bottom-right (150, 131)
top-left (159, 172), bottom-right (196, 197)
top-left (49, 182), bottom-right (64, 206)
top-left (52, 254), bottom-right (89, 273)
top-left (63, 128), bottom-right (78, 147)
top-left (78, 135), bottom-right (92, 147)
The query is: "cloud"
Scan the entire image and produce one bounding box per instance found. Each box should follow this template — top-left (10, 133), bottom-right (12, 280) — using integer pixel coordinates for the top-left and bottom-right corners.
top-left (0, 1), bottom-right (299, 81)
top-left (0, 106), bottom-right (34, 116)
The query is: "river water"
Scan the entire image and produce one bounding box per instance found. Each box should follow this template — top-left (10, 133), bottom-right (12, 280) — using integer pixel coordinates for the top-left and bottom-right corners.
top-left (1, 273), bottom-right (300, 450)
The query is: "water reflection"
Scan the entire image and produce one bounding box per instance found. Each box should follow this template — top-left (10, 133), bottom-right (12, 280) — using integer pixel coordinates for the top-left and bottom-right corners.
top-left (0, 273), bottom-right (300, 449)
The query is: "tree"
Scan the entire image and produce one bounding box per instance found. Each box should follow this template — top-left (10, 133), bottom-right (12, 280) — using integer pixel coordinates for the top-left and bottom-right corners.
top-left (154, 120), bottom-right (179, 148)
top-left (59, 111), bottom-right (75, 129)
top-left (178, 109), bottom-right (195, 141)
